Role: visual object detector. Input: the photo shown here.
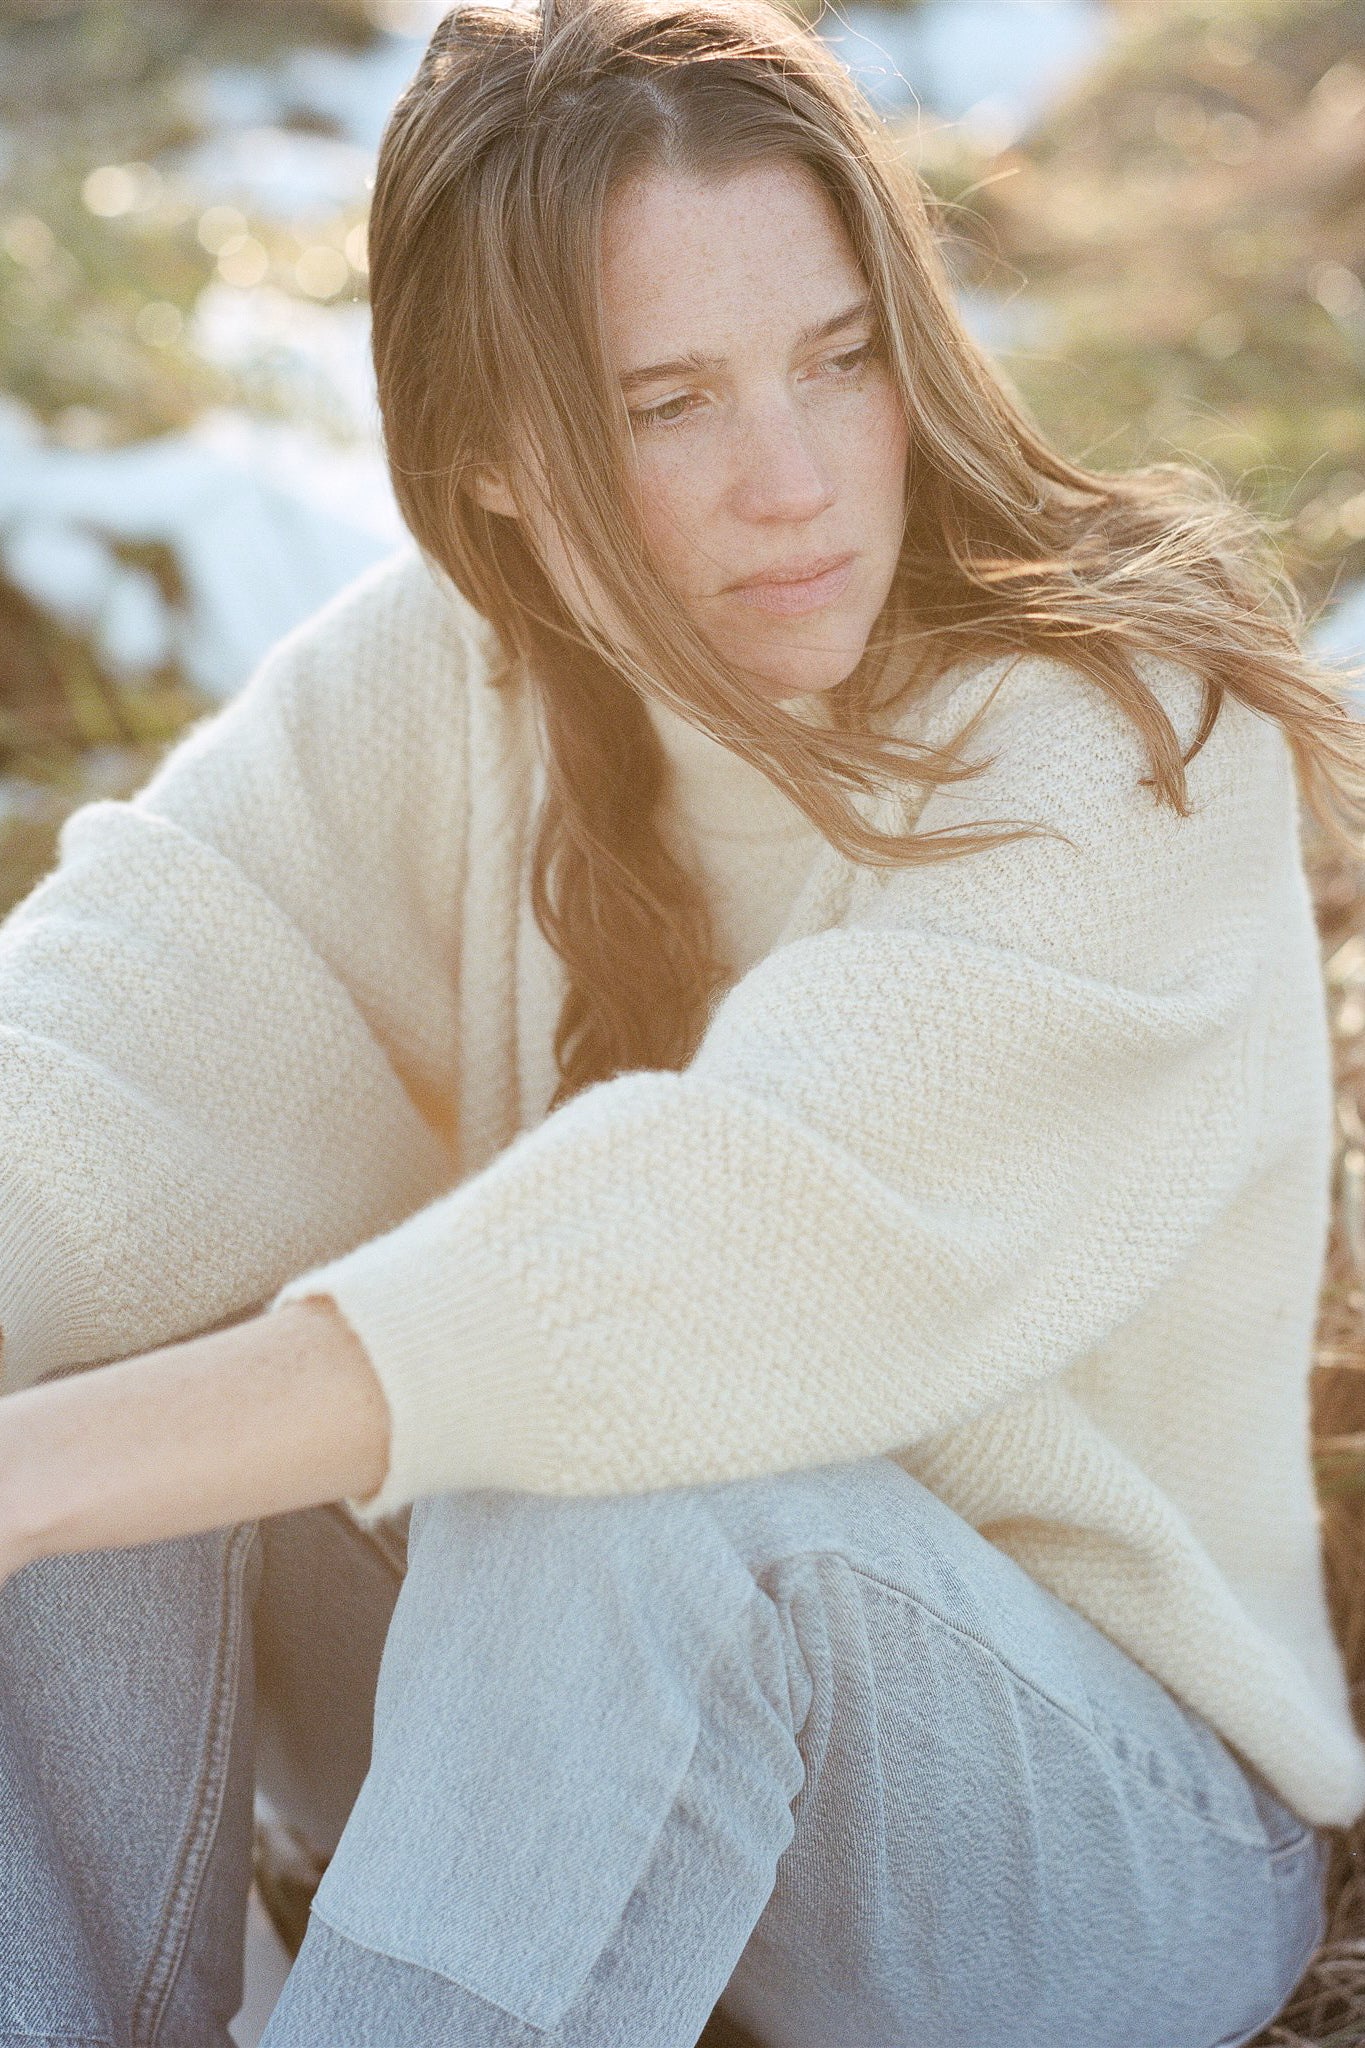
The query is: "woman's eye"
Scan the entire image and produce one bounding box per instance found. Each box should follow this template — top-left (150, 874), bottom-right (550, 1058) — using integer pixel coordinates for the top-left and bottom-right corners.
top-left (629, 392), bottom-right (700, 431)
top-left (628, 342), bottom-right (878, 432)
top-left (820, 340), bottom-right (876, 380)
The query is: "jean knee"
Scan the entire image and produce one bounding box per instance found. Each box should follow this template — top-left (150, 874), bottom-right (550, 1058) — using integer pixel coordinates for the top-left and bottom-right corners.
top-left (309, 1484), bottom-right (808, 2034)
top-left (403, 1484), bottom-right (760, 1655)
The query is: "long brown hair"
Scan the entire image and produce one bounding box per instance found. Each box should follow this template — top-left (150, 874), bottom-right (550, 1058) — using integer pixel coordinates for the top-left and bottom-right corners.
top-left (369, 0), bottom-right (1365, 1111)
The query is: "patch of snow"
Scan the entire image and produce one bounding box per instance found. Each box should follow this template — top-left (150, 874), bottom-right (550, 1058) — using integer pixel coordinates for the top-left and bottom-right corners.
top-left (190, 283), bottom-right (378, 439)
top-left (281, 39), bottom-right (426, 151)
top-left (3, 519), bottom-right (117, 630)
top-left (0, 415), bottom-right (402, 701)
top-left (1313, 581), bottom-right (1365, 708)
top-left (178, 24), bottom-right (432, 158)
top-left (816, 11), bottom-right (924, 119)
top-left (914, 0), bottom-right (1108, 127)
top-left (173, 1), bottom-right (1110, 188)
top-left (165, 125), bottom-right (373, 220)
top-left (184, 63), bottom-right (291, 135)
top-left (163, 414), bottom-right (403, 698)
top-left (0, 395), bottom-right (41, 449)
top-left (819, 0), bottom-right (1109, 132)
top-left (956, 286), bottom-right (1050, 351)
top-left (96, 564), bottom-right (174, 680)
top-left (1, 505), bottom-right (172, 688)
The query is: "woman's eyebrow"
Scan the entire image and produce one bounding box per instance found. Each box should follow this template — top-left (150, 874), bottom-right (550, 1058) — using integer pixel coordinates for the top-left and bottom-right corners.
top-left (618, 294), bottom-right (874, 394)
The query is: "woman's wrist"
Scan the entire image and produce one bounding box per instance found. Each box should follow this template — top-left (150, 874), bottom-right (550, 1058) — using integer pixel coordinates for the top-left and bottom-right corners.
top-left (0, 1296), bottom-right (391, 1576)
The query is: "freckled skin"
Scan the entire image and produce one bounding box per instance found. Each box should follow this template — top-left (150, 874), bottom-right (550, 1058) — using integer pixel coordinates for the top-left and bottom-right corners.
top-left (476, 157), bottom-right (912, 703)
top-left (601, 160), bottom-right (911, 700)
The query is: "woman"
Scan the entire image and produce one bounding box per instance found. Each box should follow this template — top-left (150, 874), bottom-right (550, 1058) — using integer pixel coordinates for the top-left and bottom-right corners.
top-left (1, 0), bottom-right (1363, 2041)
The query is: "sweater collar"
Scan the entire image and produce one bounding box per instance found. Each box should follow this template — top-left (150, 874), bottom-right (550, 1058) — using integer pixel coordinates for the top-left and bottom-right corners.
top-left (643, 690), bottom-right (831, 845)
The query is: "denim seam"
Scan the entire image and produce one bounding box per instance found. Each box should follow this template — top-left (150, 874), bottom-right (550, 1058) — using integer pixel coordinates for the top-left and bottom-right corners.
top-left (867, 1563), bottom-right (1270, 1850)
top-left (804, 1550), bottom-right (1276, 1851)
top-left (1269, 1826), bottom-right (1323, 1867)
top-left (129, 1522), bottom-right (255, 2046)
top-left (770, 1546), bottom-right (1117, 1728)
top-left (1084, 1700), bottom-right (1299, 1852)
top-left (760, 1564), bottom-right (829, 1823)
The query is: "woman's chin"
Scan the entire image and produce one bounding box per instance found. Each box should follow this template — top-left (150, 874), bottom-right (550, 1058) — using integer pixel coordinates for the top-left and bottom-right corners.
top-left (717, 636), bottom-right (867, 704)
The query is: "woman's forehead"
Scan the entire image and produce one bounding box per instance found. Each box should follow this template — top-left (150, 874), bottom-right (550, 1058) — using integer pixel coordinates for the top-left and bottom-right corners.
top-left (598, 160), bottom-right (866, 376)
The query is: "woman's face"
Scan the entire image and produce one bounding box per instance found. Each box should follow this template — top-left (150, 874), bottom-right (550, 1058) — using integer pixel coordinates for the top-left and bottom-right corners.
top-left (480, 156), bottom-right (912, 703)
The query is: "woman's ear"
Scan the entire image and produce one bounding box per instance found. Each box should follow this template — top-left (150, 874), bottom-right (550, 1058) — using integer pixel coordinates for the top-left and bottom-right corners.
top-left (466, 464), bottom-right (519, 519)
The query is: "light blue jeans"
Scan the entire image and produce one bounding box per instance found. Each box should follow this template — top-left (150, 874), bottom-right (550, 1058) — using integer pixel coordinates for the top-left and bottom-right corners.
top-left (0, 1457), bottom-right (1330, 2047)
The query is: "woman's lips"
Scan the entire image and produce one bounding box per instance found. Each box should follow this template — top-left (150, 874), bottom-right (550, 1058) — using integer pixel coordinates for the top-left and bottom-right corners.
top-left (730, 555), bottom-right (855, 618)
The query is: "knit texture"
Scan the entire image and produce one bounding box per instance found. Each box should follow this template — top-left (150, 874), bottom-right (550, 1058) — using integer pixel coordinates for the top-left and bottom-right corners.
top-left (1, 545), bottom-right (1362, 1828)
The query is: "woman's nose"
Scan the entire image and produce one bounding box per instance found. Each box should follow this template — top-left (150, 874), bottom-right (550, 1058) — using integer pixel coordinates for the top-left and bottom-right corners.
top-left (728, 403), bottom-right (837, 525)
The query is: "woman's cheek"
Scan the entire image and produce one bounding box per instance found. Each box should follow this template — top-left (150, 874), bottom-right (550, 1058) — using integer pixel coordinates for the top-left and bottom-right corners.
top-left (636, 450), bottom-right (715, 579)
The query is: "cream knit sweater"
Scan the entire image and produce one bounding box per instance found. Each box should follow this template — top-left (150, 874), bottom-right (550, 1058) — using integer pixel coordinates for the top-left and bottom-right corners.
top-left (2, 546), bottom-right (1363, 1828)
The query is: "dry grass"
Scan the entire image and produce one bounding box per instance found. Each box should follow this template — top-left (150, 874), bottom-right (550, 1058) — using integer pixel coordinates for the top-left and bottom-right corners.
top-left (1247, 824), bottom-right (1365, 2046)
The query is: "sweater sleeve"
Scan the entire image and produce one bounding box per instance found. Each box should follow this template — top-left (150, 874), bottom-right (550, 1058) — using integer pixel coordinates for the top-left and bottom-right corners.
top-left (270, 651), bottom-right (1287, 1522)
top-left (0, 551), bottom-right (470, 1395)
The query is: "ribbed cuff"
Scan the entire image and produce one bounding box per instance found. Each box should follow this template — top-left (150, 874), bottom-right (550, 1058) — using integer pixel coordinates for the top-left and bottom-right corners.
top-left (268, 1224), bottom-right (564, 1522)
top-left (0, 1162), bottom-right (104, 1395)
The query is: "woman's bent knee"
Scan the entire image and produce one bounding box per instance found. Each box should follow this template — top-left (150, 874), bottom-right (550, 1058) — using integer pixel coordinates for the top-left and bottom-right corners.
top-left (0, 1524), bottom-right (261, 2048)
top-left (306, 1483), bottom-right (808, 2031)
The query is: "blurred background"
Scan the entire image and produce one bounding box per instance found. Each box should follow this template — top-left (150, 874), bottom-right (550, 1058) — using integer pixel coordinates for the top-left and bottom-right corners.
top-left (3, 3), bottom-right (1364, 2038)
top-left (0, 0), bottom-right (1362, 918)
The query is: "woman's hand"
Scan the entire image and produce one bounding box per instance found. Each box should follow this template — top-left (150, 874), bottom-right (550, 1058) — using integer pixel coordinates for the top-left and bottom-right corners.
top-left (0, 1297), bottom-right (391, 1580)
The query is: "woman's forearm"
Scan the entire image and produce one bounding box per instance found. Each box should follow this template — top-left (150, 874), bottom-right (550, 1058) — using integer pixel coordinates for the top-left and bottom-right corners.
top-left (0, 1297), bottom-right (390, 1575)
